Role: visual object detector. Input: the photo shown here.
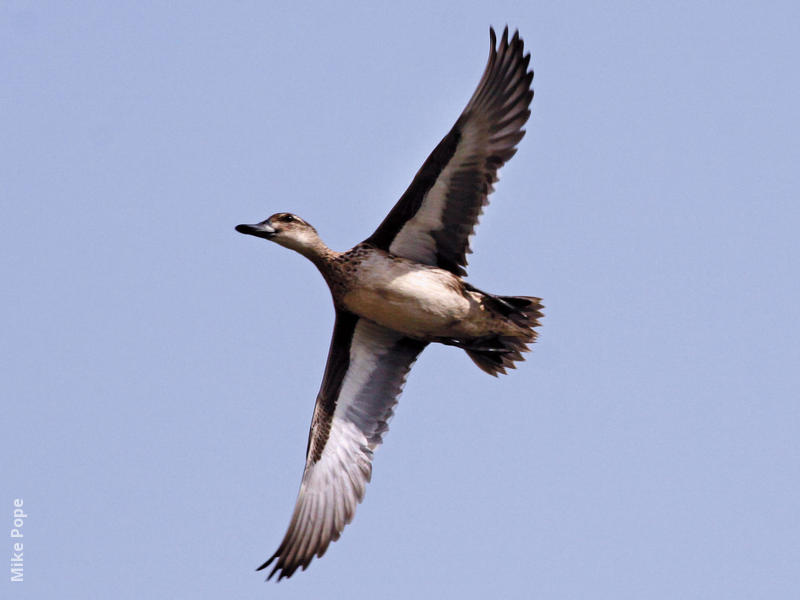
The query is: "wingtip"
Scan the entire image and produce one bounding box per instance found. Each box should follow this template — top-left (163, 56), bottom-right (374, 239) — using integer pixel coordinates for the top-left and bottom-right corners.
top-left (489, 25), bottom-right (527, 55)
top-left (266, 563), bottom-right (283, 582)
top-left (256, 553), bottom-right (280, 582)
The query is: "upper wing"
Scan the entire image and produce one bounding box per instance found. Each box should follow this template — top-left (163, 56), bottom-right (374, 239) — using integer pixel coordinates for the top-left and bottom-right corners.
top-left (363, 26), bottom-right (533, 276)
top-left (258, 311), bottom-right (427, 580)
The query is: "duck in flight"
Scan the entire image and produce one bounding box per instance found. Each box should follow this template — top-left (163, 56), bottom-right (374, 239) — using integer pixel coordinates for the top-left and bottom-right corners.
top-left (236, 26), bottom-right (542, 581)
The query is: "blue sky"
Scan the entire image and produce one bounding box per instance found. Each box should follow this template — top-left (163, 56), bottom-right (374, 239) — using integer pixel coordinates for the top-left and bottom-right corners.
top-left (3, 1), bottom-right (799, 598)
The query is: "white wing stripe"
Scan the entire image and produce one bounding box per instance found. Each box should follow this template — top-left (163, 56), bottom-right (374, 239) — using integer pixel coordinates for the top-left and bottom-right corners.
top-left (262, 316), bottom-right (426, 579)
top-left (389, 122), bottom-right (484, 263)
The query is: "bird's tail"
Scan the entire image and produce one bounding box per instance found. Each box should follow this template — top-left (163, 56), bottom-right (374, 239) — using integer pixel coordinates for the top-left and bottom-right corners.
top-left (464, 295), bottom-right (544, 376)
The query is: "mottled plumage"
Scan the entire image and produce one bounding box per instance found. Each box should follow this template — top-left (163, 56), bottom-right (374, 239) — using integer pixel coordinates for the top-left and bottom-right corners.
top-left (235, 26), bottom-right (542, 581)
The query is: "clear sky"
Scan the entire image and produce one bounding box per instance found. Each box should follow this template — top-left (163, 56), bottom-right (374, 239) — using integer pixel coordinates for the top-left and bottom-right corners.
top-left (3, 1), bottom-right (799, 598)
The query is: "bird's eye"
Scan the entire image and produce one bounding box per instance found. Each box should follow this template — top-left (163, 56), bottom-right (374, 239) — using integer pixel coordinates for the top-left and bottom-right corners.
top-left (283, 215), bottom-right (295, 223)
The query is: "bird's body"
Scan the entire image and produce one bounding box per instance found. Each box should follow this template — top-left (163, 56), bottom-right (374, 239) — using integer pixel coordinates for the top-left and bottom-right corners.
top-left (342, 248), bottom-right (482, 339)
top-left (315, 243), bottom-right (524, 341)
top-left (236, 27), bottom-right (542, 580)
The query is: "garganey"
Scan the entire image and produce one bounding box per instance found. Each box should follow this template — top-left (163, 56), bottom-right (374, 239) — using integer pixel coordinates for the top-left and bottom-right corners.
top-left (236, 26), bottom-right (542, 580)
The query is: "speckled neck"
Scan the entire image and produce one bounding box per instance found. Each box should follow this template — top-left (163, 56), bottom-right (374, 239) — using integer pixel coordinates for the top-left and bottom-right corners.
top-left (302, 242), bottom-right (374, 308)
top-left (292, 238), bottom-right (344, 292)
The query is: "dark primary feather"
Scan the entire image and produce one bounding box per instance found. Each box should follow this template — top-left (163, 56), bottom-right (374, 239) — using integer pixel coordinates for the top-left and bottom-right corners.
top-left (365, 26), bottom-right (534, 276)
top-left (259, 313), bottom-right (427, 580)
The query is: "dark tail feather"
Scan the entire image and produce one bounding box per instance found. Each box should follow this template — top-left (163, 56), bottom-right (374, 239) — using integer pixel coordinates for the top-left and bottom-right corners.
top-left (465, 295), bottom-right (544, 376)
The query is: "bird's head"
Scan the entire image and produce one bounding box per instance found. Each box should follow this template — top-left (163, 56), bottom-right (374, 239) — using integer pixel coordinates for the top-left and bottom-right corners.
top-left (236, 213), bottom-right (322, 256)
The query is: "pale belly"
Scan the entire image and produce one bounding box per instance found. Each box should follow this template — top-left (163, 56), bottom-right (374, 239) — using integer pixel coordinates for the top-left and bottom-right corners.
top-left (341, 255), bottom-right (485, 339)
